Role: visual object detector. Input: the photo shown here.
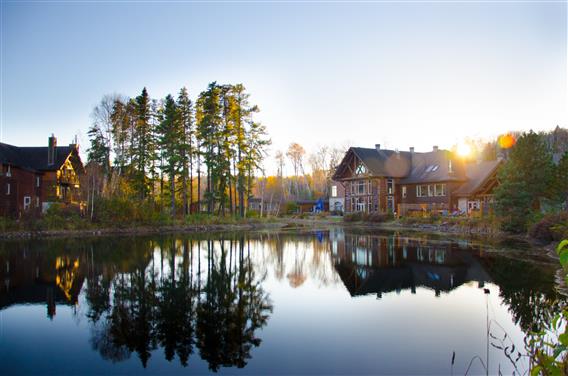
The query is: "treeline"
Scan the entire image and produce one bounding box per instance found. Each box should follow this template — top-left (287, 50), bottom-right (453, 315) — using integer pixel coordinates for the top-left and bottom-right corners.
top-left (86, 83), bottom-right (270, 220)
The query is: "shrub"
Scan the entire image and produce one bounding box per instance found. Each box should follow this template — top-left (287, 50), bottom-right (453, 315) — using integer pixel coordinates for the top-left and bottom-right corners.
top-left (284, 201), bottom-right (298, 214)
top-left (344, 212), bottom-right (364, 222)
top-left (343, 212), bottom-right (392, 223)
top-left (529, 211), bottom-right (568, 242)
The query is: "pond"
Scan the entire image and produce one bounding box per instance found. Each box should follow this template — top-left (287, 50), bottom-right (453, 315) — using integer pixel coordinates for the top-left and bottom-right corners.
top-left (0, 228), bottom-right (564, 374)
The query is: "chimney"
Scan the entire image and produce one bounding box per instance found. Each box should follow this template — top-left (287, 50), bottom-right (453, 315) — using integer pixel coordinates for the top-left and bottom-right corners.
top-left (375, 144), bottom-right (381, 151)
top-left (48, 134), bottom-right (57, 165)
top-left (69, 135), bottom-right (78, 150)
top-left (409, 147), bottom-right (415, 153)
top-left (433, 145), bottom-right (439, 152)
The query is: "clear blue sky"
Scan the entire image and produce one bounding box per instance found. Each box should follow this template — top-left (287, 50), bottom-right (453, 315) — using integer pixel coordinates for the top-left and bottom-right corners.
top-left (1, 1), bottom-right (566, 173)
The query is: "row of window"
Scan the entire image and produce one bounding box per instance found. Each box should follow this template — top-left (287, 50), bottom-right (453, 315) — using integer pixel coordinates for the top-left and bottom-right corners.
top-left (350, 180), bottom-right (373, 196)
top-left (347, 181), bottom-right (447, 198)
top-left (415, 184), bottom-right (447, 197)
top-left (5, 178), bottom-right (41, 196)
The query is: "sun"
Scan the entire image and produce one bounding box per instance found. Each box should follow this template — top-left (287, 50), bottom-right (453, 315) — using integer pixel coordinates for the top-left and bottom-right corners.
top-left (457, 143), bottom-right (472, 157)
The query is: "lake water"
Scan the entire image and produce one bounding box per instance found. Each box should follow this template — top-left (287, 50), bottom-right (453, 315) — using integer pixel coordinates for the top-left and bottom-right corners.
top-left (0, 228), bottom-right (563, 375)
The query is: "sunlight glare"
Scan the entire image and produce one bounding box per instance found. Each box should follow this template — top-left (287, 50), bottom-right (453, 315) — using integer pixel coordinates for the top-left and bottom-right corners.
top-left (457, 143), bottom-right (471, 157)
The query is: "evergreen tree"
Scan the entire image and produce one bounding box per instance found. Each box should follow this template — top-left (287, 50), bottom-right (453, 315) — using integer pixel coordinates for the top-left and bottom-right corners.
top-left (132, 87), bottom-right (154, 200)
top-left (177, 87), bottom-right (194, 216)
top-left (157, 95), bottom-right (182, 216)
top-left (196, 83), bottom-right (223, 213)
top-left (495, 131), bottom-right (554, 232)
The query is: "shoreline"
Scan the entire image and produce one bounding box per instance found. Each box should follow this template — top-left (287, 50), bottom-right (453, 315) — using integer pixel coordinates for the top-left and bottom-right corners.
top-left (0, 217), bottom-right (557, 250)
top-left (0, 221), bottom-right (287, 240)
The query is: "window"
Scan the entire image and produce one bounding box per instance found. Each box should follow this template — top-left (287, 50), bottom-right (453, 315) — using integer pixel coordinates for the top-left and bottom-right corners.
top-left (6, 183), bottom-right (10, 195)
top-left (355, 163), bottom-right (367, 175)
top-left (431, 165), bottom-right (439, 172)
top-left (331, 185), bottom-right (337, 197)
top-left (416, 185), bottom-right (428, 197)
top-left (402, 186), bottom-right (407, 198)
top-left (23, 196), bottom-right (31, 210)
top-left (357, 180), bottom-right (366, 195)
top-left (427, 185), bottom-right (434, 197)
top-left (6, 165), bottom-right (11, 177)
top-left (434, 184), bottom-right (446, 196)
top-left (387, 179), bottom-right (394, 195)
top-left (36, 176), bottom-right (41, 187)
top-left (448, 160), bottom-right (453, 173)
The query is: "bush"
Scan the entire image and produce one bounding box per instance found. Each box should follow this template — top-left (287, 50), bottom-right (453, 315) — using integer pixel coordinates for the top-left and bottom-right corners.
top-left (344, 212), bottom-right (392, 223)
top-left (529, 211), bottom-right (568, 242)
top-left (344, 212), bottom-right (364, 222)
top-left (43, 203), bottom-right (86, 230)
top-left (284, 201), bottom-right (298, 214)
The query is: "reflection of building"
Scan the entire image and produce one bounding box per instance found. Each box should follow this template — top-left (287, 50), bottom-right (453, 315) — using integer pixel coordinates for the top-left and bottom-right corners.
top-left (331, 231), bottom-right (491, 297)
top-left (0, 249), bottom-right (84, 318)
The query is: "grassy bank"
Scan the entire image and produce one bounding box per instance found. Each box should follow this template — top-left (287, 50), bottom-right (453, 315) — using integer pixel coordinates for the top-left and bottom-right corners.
top-left (0, 207), bottom-right (282, 240)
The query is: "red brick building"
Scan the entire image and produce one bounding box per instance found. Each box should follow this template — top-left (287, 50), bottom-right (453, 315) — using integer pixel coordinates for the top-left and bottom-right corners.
top-left (0, 135), bottom-right (85, 217)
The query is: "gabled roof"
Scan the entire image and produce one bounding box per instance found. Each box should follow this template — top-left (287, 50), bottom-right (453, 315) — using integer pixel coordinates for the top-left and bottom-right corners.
top-left (333, 146), bottom-right (466, 182)
top-left (0, 142), bottom-right (77, 172)
top-left (453, 160), bottom-right (502, 197)
top-left (401, 150), bottom-right (466, 184)
top-left (333, 147), bottom-right (412, 179)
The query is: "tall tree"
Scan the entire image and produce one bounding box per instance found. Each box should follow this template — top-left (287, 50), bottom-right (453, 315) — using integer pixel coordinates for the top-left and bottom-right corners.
top-left (157, 95), bottom-right (182, 216)
top-left (495, 131), bottom-right (554, 232)
top-left (196, 83), bottom-right (222, 214)
top-left (177, 87), bottom-right (194, 216)
top-left (132, 87), bottom-right (154, 200)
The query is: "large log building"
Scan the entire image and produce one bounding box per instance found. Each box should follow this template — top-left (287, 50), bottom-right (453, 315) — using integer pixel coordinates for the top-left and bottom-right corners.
top-left (332, 144), bottom-right (501, 216)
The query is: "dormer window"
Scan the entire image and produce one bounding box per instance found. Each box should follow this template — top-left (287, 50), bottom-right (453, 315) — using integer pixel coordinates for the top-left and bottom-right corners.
top-left (355, 163), bottom-right (367, 175)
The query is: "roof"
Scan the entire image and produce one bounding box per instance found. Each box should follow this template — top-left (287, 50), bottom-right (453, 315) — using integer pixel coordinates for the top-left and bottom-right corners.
top-left (0, 142), bottom-right (77, 172)
top-left (341, 147), bottom-right (412, 178)
top-left (400, 150), bottom-right (466, 184)
top-left (453, 160), bottom-right (502, 197)
top-left (334, 146), bottom-right (466, 183)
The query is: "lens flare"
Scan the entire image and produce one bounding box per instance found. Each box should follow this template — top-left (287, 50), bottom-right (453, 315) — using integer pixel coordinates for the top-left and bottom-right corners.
top-left (498, 134), bottom-right (516, 149)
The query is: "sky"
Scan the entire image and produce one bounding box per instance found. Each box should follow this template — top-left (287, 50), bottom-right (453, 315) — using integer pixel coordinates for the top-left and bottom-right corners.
top-left (1, 1), bottom-right (567, 175)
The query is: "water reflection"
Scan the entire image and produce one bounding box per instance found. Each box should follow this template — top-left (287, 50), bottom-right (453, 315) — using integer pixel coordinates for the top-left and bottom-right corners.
top-left (329, 228), bottom-right (563, 332)
top-left (0, 230), bottom-right (563, 374)
top-left (0, 236), bottom-right (273, 371)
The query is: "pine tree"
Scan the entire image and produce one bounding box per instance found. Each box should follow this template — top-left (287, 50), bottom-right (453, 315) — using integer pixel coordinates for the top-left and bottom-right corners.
top-left (157, 94), bottom-right (182, 216)
top-left (132, 87), bottom-right (154, 200)
top-left (177, 87), bottom-right (194, 216)
top-left (495, 131), bottom-right (555, 232)
top-left (196, 82), bottom-right (222, 214)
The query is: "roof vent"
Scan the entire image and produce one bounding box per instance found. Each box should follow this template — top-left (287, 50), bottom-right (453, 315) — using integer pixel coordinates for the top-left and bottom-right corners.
top-left (433, 145), bottom-right (439, 152)
top-left (375, 144), bottom-right (381, 151)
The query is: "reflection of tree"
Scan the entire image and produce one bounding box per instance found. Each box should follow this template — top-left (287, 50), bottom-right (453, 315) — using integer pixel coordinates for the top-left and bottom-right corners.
top-left (287, 241), bottom-right (307, 288)
top-left (483, 256), bottom-right (564, 332)
top-left (196, 238), bottom-right (273, 372)
top-left (71, 235), bottom-right (273, 371)
top-left (156, 239), bottom-right (195, 365)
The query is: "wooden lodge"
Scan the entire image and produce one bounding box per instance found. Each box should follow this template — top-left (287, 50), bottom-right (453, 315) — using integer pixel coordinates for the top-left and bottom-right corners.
top-left (0, 135), bottom-right (85, 217)
top-left (332, 144), bottom-right (501, 217)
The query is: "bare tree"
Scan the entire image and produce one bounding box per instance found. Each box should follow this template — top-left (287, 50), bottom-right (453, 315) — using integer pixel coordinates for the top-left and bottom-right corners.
top-left (286, 143), bottom-right (305, 197)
